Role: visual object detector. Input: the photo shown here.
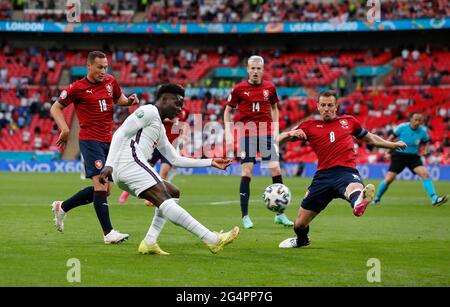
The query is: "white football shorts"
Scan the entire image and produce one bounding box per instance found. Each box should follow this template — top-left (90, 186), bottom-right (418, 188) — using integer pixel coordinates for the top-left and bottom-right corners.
top-left (113, 159), bottom-right (163, 197)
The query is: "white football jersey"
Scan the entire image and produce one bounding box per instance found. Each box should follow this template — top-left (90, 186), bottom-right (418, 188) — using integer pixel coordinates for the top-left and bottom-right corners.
top-left (106, 104), bottom-right (211, 169)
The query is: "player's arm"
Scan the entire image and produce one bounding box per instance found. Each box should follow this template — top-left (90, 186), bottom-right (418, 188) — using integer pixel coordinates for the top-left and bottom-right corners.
top-left (362, 132), bottom-right (407, 150)
top-left (224, 86), bottom-right (240, 145)
top-left (278, 128), bottom-right (307, 144)
top-left (115, 93), bottom-right (139, 106)
top-left (50, 102), bottom-right (70, 149)
top-left (99, 107), bottom-right (151, 184)
top-left (224, 105), bottom-right (234, 144)
top-left (157, 133), bottom-right (231, 170)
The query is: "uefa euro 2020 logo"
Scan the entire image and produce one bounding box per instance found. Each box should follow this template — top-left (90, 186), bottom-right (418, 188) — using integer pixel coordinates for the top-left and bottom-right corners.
top-left (66, 0), bottom-right (81, 23)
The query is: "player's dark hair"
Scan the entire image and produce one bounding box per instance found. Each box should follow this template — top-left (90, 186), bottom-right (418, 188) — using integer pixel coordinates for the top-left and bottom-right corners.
top-left (318, 90), bottom-right (338, 102)
top-left (87, 51), bottom-right (107, 64)
top-left (409, 112), bottom-right (422, 118)
top-left (156, 83), bottom-right (185, 100)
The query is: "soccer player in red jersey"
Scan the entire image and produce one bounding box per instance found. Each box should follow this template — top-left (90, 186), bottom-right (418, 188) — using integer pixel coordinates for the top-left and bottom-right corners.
top-left (278, 90), bottom-right (407, 248)
top-left (50, 51), bottom-right (139, 244)
top-left (224, 55), bottom-right (294, 229)
top-left (118, 107), bottom-right (189, 205)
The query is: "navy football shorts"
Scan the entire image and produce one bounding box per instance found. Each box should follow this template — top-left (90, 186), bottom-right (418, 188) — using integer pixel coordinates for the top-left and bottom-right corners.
top-left (79, 140), bottom-right (112, 180)
top-left (301, 166), bottom-right (364, 213)
top-left (239, 135), bottom-right (280, 164)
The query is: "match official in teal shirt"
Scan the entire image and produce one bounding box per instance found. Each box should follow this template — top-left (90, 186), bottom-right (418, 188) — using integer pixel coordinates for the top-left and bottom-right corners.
top-left (375, 113), bottom-right (448, 206)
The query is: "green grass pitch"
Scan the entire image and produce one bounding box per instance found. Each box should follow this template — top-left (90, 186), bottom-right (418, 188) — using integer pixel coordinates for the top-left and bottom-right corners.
top-left (0, 173), bottom-right (449, 286)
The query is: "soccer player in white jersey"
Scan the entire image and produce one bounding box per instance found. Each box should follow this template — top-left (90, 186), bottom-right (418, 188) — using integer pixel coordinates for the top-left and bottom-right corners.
top-left (99, 84), bottom-right (240, 255)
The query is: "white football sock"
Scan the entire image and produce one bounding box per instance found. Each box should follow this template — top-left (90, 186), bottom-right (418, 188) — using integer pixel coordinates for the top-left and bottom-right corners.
top-left (144, 208), bottom-right (166, 245)
top-left (159, 198), bottom-right (218, 244)
top-left (143, 199), bottom-right (179, 245)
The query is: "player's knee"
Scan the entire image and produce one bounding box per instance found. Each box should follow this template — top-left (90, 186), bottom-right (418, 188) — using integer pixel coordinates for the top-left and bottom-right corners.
top-left (241, 166), bottom-right (253, 177)
top-left (170, 186), bottom-right (180, 199)
top-left (241, 163), bottom-right (254, 177)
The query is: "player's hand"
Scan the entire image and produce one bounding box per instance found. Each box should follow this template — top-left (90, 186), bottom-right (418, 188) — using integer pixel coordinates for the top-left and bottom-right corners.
top-left (56, 129), bottom-right (70, 149)
top-left (211, 158), bottom-right (232, 170)
top-left (99, 166), bottom-right (113, 185)
top-left (127, 93), bottom-right (139, 105)
top-left (291, 129), bottom-right (307, 140)
top-left (393, 141), bottom-right (407, 150)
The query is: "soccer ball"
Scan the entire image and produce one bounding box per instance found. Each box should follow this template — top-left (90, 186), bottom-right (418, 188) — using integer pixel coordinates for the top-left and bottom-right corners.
top-left (262, 183), bottom-right (291, 212)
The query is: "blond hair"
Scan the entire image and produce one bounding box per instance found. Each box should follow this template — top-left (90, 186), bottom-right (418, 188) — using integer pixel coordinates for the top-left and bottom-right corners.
top-left (247, 55), bottom-right (264, 65)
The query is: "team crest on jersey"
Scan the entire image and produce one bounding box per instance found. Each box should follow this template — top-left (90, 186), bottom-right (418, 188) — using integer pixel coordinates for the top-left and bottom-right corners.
top-left (95, 160), bottom-right (103, 170)
top-left (135, 109), bottom-right (144, 118)
top-left (60, 90), bottom-right (67, 99)
top-left (240, 151), bottom-right (247, 159)
top-left (105, 84), bottom-right (113, 97)
top-left (263, 89), bottom-right (269, 101)
top-left (339, 119), bottom-right (349, 129)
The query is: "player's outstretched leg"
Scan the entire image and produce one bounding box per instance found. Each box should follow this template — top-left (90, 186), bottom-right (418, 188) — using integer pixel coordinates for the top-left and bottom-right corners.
top-left (139, 182), bottom-right (238, 254)
top-left (157, 198), bottom-right (239, 254)
top-left (353, 184), bottom-right (375, 217)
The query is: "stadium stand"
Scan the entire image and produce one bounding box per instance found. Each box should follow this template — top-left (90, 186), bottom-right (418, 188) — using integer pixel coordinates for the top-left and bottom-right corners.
top-left (0, 0), bottom-right (449, 165)
top-left (0, 41), bottom-right (449, 163)
top-left (1, 0), bottom-right (447, 23)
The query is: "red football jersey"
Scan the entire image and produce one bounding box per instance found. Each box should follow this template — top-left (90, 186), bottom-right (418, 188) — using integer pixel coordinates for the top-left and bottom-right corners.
top-left (58, 74), bottom-right (122, 143)
top-left (298, 115), bottom-right (368, 171)
top-left (164, 107), bottom-right (189, 144)
top-left (228, 80), bottom-right (279, 136)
